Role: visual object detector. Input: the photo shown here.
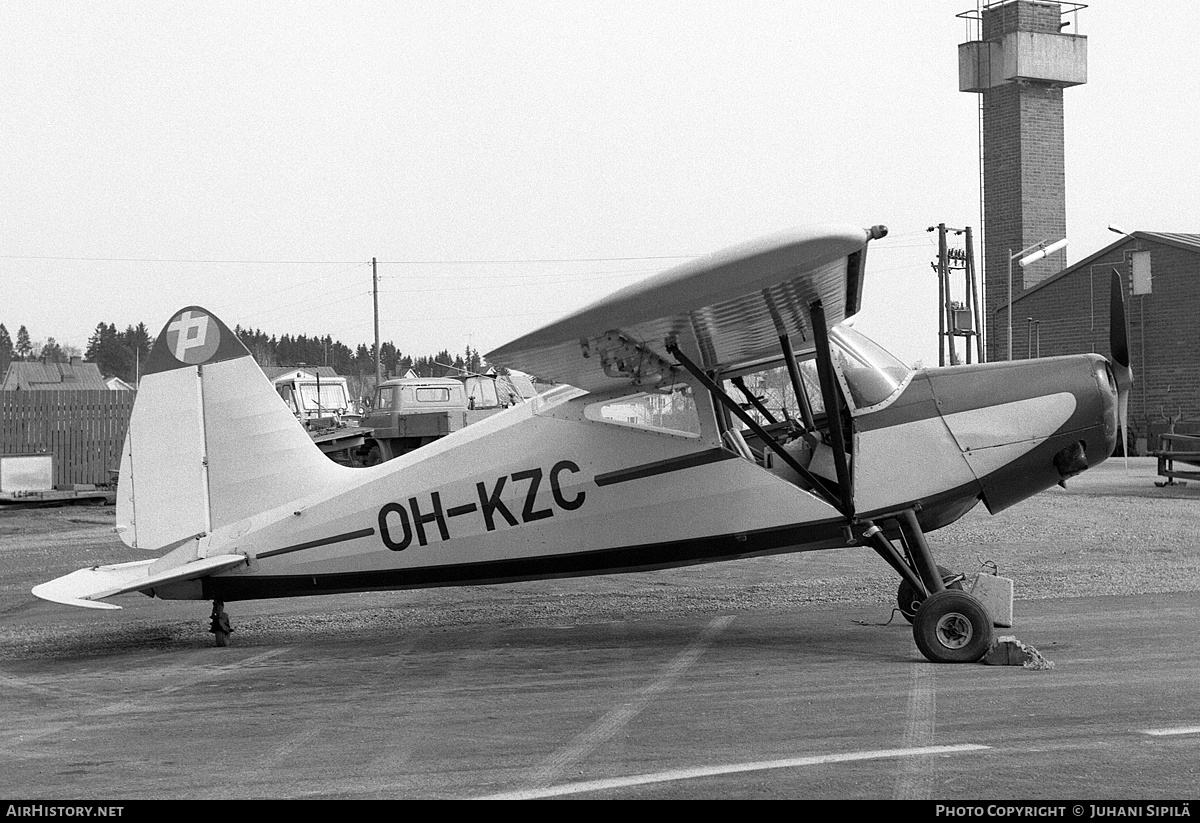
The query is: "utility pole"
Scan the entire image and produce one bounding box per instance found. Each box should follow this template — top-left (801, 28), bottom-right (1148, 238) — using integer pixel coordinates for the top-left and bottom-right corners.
top-left (929, 224), bottom-right (982, 365)
top-left (372, 257), bottom-right (381, 390)
top-left (965, 227), bottom-right (982, 362)
top-left (936, 223), bottom-right (948, 366)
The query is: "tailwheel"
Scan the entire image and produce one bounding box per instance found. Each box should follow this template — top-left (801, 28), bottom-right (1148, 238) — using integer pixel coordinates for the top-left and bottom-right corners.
top-left (209, 600), bottom-right (233, 648)
top-left (912, 590), bottom-right (993, 664)
top-left (897, 565), bottom-right (964, 623)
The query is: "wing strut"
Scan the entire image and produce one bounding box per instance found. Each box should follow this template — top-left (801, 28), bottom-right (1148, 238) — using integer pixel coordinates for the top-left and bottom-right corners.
top-left (730, 376), bottom-right (779, 424)
top-left (780, 334), bottom-right (819, 434)
top-left (809, 301), bottom-right (854, 515)
top-left (665, 339), bottom-right (850, 518)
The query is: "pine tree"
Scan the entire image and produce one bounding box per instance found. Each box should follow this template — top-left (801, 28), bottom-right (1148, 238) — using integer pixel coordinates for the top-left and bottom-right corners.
top-left (40, 337), bottom-right (65, 363)
top-left (15, 325), bottom-right (32, 360)
top-left (0, 323), bottom-right (12, 378)
top-left (126, 323), bottom-right (153, 383)
top-left (464, 345), bottom-right (482, 375)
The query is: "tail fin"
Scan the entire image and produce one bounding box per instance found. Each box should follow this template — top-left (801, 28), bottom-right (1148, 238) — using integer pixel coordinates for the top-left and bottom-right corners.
top-left (117, 307), bottom-right (349, 550)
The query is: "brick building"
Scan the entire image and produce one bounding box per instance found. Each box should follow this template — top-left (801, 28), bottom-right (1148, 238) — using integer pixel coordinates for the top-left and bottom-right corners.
top-left (959, 0), bottom-right (1088, 362)
top-left (954, 4), bottom-right (1200, 453)
top-left (1008, 232), bottom-right (1200, 450)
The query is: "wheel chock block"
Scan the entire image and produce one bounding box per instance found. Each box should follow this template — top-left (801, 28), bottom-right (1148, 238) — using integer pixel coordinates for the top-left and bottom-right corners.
top-left (983, 635), bottom-right (1055, 669)
top-left (984, 636), bottom-right (1026, 665)
top-left (967, 572), bottom-right (1013, 628)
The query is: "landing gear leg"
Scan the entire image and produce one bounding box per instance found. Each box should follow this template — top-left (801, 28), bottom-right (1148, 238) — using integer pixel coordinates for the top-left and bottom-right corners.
top-left (863, 509), bottom-right (992, 663)
top-left (210, 600), bottom-right (233, 647)
top-left (897, 564), bottom-right (966, 623)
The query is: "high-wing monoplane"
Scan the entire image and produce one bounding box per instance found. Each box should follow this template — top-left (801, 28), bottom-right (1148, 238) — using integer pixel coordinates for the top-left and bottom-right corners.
top-left (33, 224), bottom-right (1127, 663)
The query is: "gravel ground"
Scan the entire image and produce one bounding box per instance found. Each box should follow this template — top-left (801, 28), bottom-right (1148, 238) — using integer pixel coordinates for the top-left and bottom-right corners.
top-left (2, 457), bottom-right (1197, 658)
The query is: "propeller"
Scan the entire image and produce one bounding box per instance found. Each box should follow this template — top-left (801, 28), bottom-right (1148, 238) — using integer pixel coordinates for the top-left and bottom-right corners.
top-left (1109, 268), bottom-right (1134, 468)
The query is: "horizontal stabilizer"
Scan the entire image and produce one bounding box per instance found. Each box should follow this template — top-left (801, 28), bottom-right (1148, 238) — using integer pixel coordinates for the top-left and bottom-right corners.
top-left (31, 554), bottom-right (247, 610)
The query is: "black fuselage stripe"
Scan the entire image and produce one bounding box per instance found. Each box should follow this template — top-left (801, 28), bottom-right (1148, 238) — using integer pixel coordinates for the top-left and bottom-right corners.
top-left (204, 517), bottom-right (849, 602)
top-left (257, 528), bottom-right (377, 559)
top-left (594, 448), bottom-right (738, 487)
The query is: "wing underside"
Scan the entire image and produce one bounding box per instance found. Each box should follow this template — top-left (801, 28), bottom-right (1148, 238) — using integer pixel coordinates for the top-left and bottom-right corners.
top-left (486, 224), bottom-right (878, 391)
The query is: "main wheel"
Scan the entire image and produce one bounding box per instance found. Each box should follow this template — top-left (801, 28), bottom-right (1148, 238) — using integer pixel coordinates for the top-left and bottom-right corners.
top-left (897, 565), bottom-right (963, 623)
top-left (364, 445), bottom-right (383, 466)
top-left (912, 589), bottom-right (993, 664)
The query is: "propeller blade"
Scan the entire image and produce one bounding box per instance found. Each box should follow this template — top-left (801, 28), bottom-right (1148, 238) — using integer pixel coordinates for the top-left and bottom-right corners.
top-left (1110, 268), bottom-right (1131, 371)
top-left (1109, 269), bottom-right (1134, 465)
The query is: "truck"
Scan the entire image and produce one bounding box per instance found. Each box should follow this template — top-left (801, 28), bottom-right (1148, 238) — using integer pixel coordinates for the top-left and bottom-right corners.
top-left (269, 367), bottom-right (360, 426)
top-left (269, 366), bottom-right (537, 466)
top-left (269, 368), bottom-right (373, 464)
top-left (357, 371), bottom-right (537, 465)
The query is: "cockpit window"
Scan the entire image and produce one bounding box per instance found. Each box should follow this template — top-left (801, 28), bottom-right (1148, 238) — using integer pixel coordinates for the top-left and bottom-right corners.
top-left (584, 386), bottom-right (701, 438)
top-left (829, 325), bottom-right (912, 411)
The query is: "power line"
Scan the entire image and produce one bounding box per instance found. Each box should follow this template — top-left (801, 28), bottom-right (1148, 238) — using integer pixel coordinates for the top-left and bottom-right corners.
top-left (0, 255), bottom-right (365, 264)
top-left (210, 262), bottom-right (369, 305)
top-left (378, 255), bottom-right (696, 264)
top-left (376, 272), bottom-right (659, 294)
top-left (0, 253), bottom-right (698, 265)
top-left (376, 264), bottom-right (663, 282)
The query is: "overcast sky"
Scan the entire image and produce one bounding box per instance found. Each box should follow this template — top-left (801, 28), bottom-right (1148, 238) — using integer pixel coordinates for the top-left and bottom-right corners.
top-left (3, 1), bottom-right (1197, 369)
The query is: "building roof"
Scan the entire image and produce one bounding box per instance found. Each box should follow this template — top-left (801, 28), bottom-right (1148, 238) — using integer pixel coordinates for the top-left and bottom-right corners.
top-left (261, 365), bottom-right (342, 380)
top-left (105, 376), bottom-right (136, 391)
top-left (0, 359), bottom-right (108, 391)
top-left (1012, 230), bottom-right (1200, 306)
top-left (1134, 232), bottom-right (1200, 254)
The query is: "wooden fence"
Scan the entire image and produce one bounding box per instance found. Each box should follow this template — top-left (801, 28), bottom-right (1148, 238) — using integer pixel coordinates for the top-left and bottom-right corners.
top-left (1, 391), bottom-right (135, 487)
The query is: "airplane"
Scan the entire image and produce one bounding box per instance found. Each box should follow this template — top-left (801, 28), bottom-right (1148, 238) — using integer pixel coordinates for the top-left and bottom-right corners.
top-left (31, 223), bottom-right (1129, 663)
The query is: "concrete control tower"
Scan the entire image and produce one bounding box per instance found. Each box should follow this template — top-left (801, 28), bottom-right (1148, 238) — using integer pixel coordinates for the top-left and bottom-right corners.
top-left (959, 1), bottom-right (1087, 362)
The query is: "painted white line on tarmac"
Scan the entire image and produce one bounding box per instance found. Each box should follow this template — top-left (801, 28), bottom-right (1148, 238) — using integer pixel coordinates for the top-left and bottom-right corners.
top-left (519, 614), bottom-right (736, 793)
top-left (483, 743), bottom-right (992, 800)
top-left (1141, 726), bottom-right (1200, 737)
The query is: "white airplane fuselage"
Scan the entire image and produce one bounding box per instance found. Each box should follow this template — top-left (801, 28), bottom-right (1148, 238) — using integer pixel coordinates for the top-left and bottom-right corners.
top-left (160, 348), bottom-right (1116, 604)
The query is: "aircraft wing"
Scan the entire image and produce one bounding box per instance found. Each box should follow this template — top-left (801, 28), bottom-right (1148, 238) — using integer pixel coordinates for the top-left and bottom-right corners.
top-left (486, 224), bottom-right (883, 391)
top-left (31, 554), bottom-right (247, 610)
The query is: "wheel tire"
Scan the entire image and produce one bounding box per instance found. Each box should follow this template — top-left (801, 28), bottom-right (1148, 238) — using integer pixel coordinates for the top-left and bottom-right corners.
top-left (213, 630), bottom-right (230, 648)
top-left (364, 446), bottom-right (383, 467)
top-left (897, 565), bottom-right (963, 623)
top-left (912, 589), bottom-right (993, 664)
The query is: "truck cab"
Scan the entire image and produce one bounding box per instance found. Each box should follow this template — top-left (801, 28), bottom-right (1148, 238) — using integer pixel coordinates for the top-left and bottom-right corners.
top-left (272, 369), bottom-right (358, 429)
top-left (360, 377), bottom-right (470, 463)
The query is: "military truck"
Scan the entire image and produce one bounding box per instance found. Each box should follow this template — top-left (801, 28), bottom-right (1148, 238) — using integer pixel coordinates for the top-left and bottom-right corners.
top-left (271, 368), bottom-right (359, 425)
top-left (357, 372), bottom-right (535, 464)
top-left (266, 367), bottom-right (536, 466)
top-left (269, 368), bottom-right (371, 464)
top-left (360, 376), bottom-right (472, 464)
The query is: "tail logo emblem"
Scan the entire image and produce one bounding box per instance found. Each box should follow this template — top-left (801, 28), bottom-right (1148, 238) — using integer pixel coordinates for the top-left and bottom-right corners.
top-left (166, 309), bottom-right (220, 364)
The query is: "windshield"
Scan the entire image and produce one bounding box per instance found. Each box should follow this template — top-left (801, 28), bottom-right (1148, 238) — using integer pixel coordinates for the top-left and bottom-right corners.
top-left (297, 383), bottom-right (349, 412)
top-left (464, 377), bottom-right (500, 409)
top-left (829, 325), bottom-right (911, 411)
